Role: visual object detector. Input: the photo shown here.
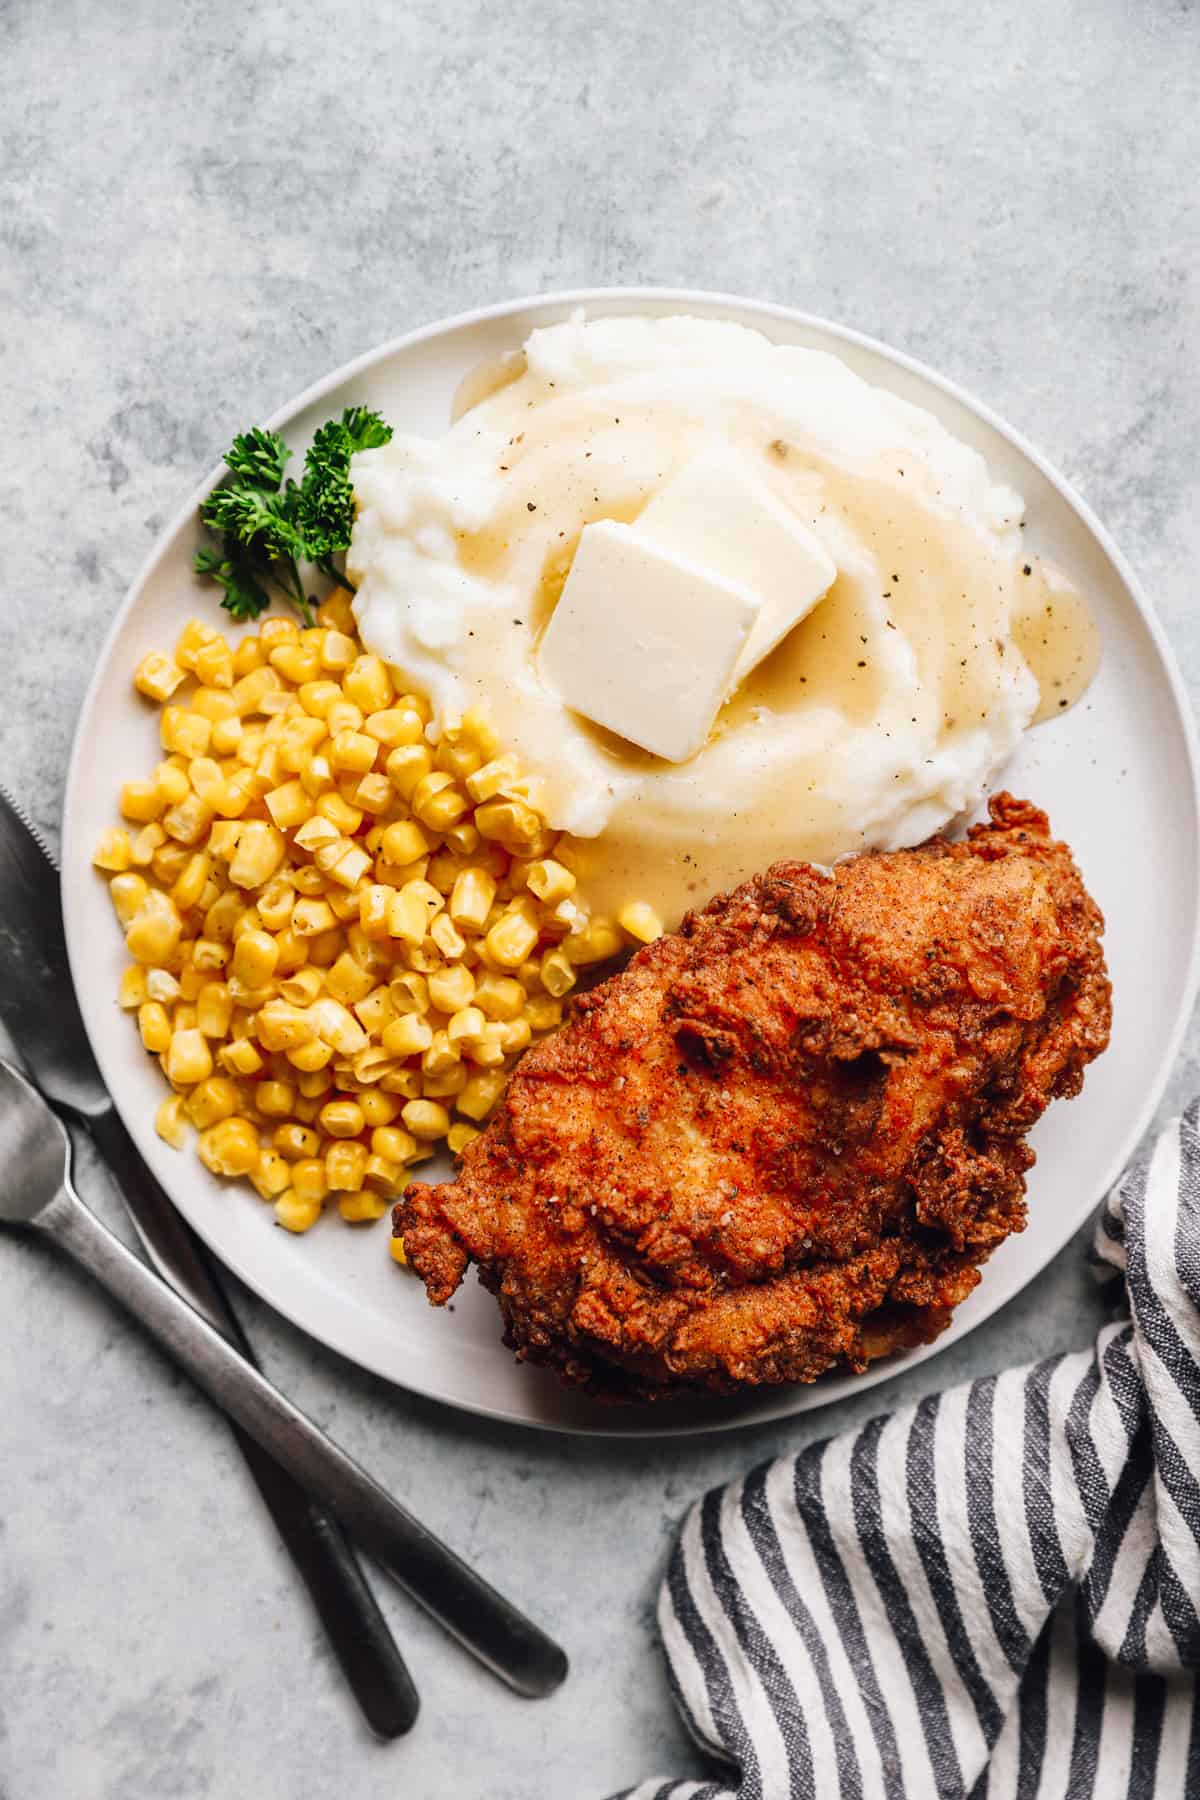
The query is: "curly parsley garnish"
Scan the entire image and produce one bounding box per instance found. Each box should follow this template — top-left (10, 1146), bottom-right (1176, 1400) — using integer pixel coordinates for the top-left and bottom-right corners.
top-left (194, 409), bottom-right (393, 624)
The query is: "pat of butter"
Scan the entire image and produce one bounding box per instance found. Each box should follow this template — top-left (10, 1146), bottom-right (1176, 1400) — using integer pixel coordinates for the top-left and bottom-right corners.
top-left (537, 518), bottom-right (760, 763)
top-left (636, 447), bottom-right (837, 681)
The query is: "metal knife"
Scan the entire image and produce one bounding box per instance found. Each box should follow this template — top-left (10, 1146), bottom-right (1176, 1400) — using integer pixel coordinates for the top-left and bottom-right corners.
top-left (0, 783), bottom-right (420, 1738)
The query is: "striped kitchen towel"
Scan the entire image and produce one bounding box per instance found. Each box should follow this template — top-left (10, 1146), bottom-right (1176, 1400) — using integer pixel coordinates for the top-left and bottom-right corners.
top-left (615, 1101), bottom-right (1200, 1799)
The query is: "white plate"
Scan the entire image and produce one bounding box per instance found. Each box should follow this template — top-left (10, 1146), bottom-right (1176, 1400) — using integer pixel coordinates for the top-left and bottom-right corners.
top-left (62, 288), bottom-right (1200, 1436)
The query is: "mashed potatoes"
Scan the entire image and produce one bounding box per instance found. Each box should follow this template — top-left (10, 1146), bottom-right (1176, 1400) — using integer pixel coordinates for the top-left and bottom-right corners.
top-left (347, 314), bottom-right (1045, 925)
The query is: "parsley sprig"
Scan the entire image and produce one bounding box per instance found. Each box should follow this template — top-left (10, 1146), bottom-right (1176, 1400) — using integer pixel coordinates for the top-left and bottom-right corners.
top-left (194, 408), bottom-right (392, 624)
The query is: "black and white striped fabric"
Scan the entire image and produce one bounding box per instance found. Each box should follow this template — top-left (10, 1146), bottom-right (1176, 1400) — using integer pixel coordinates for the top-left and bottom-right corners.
top-left (615, 1102), bottom-right (1200, 1799)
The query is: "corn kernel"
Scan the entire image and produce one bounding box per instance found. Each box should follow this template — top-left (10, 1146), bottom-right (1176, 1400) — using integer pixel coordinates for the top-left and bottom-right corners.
top-left (163, 793), bottom-right (215, 847)
top-left (231, 928), bottom-right (279, 989)
top-left (263, 779), bottom-right (311, 830)
top-left (217, 1037), bottom-right (263, 1077)
top-left (540, 947), bottom-right (577, 998)
top-left (319, 630), bottom-right (357, 671)
top-left (411, 771), bottom-right (468, 831)
top-left (118, 965), bottom-right (148, 1009)
top-left (190, 686), bottom-right (240, 724)
top-left (119, 780), bottom-right (163, 824)
top-left (358, 1151), bottom-right (400, 1193)
top-left (449, 866), bottom-right (496, 932)
top-left (270, 1122), bottom-right (318, 1161)
top-left (178, 965), bottom-right (205, 1002)
top-left (270, 643), bottom-right (321, 685)
top-left (315, 791), bottom-right (364, 835)
top-left (228, 821), bottom-right (286, 891)
top-left (193, 639), bottom-right (234, 689)
top-left (175, 618), bottom-right (220, 671)
top-left (172, 1003), bottom-right (198, 1033)
top-left (126, 892), bottom-right (183, 965)
top-left (253, 1079), bottom-right (294, 1118)
top-left (390, 1235), bottom-right (409, 1266)
top-left (249, 1148), bottom-right (292, 1200)
top-left (384, 744), bottom-right (433, 800)
top-left (378, 1066), bottom-right (421, 1098)
top-left (145, 968), bottom-right (181, 1005)
top-left (465, 753), bottom-right (521, 803)
top-left (131, 823), bottom-right (167, 867)
top-left (379, 819), bottom-right (428, 867)
top-left (274, 1192), bottom-right (322, 1233)
top-left (351, 1090), bottom-right (395, 1130)
top-left (326, 1141), bottom-right (368, 1192)
top-left (320, 1098), bottom-right (365, 1139)
top-left (138, 1001), bottom-right (171, 1054)
top-left (160, 707), bottom-right (212, 759)
top-left (108, 871), bottom-right (148, 928)
top-left (170, 852), bottom-right (211, 912)
top-left (273, 968), bottom-right (318, 1010)
top-left (465, 1022), bottom-right (508, 1068)
top-left (338, 1191), bottom-right (389, 1222)
top-left (500, 1017), bottom-right (532, 1054)
top-left (339, 653), bottom-right (390, 713)
top-left (526, 859), bottom-right (576, 904)
top-left (195, 1116), bottom-right (259, 1177)
top-left (166, 1027), bottom-right (213, 1086)
top-left (618, 900), bottom-right (663, 944)
top-left (327, 844), bottom-right (371, 890)
top-left (525, 995), bottom-right (564, 1033)
top-left (473, 797), bottom-right (542, 850)
top-left (401, 1098), bottom-right (450, 1140)
top-left (473, 974), bottom-right (526, 1021)
top-left (286, 1036), bottom-right (334, 1073)
top-left (324, 952), bottom-right (374, 1007)
top-left (155, 1093), bottom-right (189, 1149)
top-left (329, 728), bottom-right (378, 775)
top-left (230, 665), bottom-right (280, 716)
top-left (134, 652), bottom-right (186, 702)
top-left (363, 706), bottom-right (422, 750)
top-left (94, 827), bottom-right (133, 873)
top-left (192, 937), bottom-right (231, 974)
top-left (381, 1013), bottom-right (433, 1058)
top-left (386, 886), bottom-right (430, 946)
top-left (484, 910), bottom-right (539, 970)
top-left (443, 819), bottom-right (482, 858)
top-left (566, 917), bottom-right (625, 965)
top-left (426, 964), bottom-right (473, 1015)
top-left (306, 996), bottom-right (367, 1056)
top-left (210, 715), bottom-right (244, 756)
top-left (363, 1135), bottom-right (408, 1182)
top-left (283, 1156), bottom-right (327, 1204)
top-left (429, 912), bottom-right (467, 961)
top-left (155, 761), bottom-right (191, 807)
top-left (455, 1070), bottom-right (507, 1122)
top-left (257, 617), bottom-right (298, 653)
top-left (447, 1122), bottom-right (480, 1156)
top-left (256, 1001), bottom-right (316, 1052)
top-left (446, 1005), bottom-right (486, 1046)
top-left (184, 1076), bottom-right (239, 1129)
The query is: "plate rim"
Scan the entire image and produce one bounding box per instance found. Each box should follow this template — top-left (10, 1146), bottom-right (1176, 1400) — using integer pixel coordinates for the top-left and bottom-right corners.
top-left (62, 285), bottom-right (1200, 1437)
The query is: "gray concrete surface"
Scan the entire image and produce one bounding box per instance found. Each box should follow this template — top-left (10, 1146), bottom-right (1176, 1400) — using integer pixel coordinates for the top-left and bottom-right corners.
top-left (1, 2), bottom-right (1198, 1795)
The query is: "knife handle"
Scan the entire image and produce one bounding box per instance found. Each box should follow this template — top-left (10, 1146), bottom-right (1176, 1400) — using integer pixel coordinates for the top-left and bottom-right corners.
top-left (88, 1107), bottom-right (419, 1738)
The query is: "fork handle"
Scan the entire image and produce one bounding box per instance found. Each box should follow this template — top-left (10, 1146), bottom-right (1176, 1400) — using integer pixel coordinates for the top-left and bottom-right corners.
top-left (88, 1108), bottom-right (418, 1740)
top-left (39, 1177), bottom-right (567, 1699)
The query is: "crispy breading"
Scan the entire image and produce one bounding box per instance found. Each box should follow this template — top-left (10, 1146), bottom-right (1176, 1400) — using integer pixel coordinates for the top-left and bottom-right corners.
top-left (397, 796), bottom-right (1111, 1400)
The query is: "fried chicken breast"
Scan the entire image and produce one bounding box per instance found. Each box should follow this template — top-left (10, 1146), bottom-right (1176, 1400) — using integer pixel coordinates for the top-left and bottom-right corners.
top-left (397, 796), bottom-right (1111, 1400)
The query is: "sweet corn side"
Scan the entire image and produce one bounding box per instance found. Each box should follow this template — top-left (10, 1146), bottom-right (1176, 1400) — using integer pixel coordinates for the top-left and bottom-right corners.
top-left (98, 601), bottom-right (655, 1244)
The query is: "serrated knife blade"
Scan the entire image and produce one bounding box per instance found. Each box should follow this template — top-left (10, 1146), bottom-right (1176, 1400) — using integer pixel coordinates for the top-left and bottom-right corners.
top-left (0, 784), bottom-right (108, 1121)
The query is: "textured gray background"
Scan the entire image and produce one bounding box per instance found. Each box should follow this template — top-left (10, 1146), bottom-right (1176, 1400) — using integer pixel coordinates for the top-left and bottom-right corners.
top-left (1, 2), bottom-right (1198, 1795)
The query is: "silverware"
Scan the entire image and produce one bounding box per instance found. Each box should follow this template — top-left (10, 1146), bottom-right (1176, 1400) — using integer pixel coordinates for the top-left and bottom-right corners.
top-left (0, 786), bottom-right (568, 1704)
top-left (0, 1056), bottom-right (568, 1698)
top-left (0, 783), bottom-right (418, 1737)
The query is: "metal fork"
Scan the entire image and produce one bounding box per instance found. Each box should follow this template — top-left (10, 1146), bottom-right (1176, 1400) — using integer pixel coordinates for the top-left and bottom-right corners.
top-left (0, 1056), bottom-right (568, 1700)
